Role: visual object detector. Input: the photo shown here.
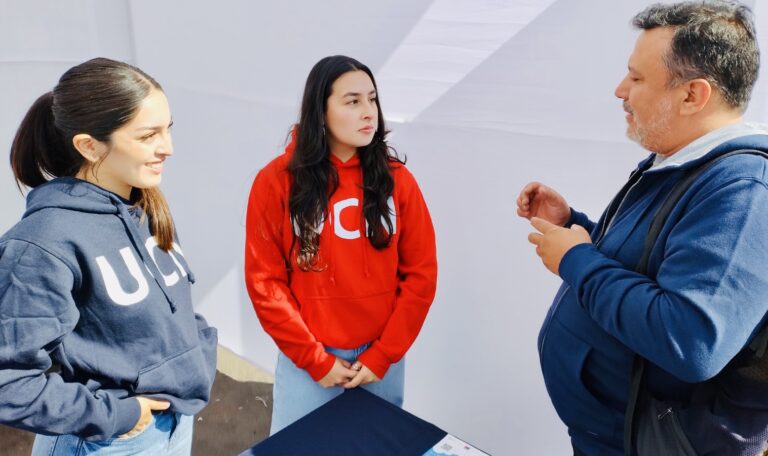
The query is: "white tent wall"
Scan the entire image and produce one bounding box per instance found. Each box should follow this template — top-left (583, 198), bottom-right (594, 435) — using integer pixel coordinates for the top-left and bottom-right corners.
top-left (0, 0), bottom-right (135, 236)
top-left (1, 0), bottom-right (766, 454)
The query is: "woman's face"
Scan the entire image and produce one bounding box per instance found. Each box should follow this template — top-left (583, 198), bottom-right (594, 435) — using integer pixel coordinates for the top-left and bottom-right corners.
top-left (85, 89), bottom-right (174, 199)
top-left (324, 70), bottom-right (378, 160)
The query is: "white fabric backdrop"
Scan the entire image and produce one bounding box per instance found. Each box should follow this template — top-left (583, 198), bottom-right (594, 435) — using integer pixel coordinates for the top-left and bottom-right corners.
top-left (1, 1), bottom-right (766, 453)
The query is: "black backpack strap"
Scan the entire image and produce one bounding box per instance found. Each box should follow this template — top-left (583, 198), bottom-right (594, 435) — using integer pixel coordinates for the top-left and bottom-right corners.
top-left (623, 149), bottom-right (768, 455)
top-left (623, 355), bottom-right (646, 455)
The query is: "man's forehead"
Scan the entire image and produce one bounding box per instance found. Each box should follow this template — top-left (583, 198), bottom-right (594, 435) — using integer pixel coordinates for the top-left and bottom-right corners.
top-left (637, 27), bottom-right (675, 52)
top-left (630, 27), bottom-right (675, 67)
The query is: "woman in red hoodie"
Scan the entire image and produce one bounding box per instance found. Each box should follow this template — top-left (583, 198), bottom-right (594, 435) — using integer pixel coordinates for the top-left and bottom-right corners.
top-left (245, 55), bottom-right (437, 434)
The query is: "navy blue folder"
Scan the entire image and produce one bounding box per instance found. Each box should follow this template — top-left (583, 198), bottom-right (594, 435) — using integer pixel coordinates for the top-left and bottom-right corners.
top-left (240, 388), bottom-right (447, 455)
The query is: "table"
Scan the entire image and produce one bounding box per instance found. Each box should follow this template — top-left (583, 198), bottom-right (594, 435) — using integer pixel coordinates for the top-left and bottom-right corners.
top-left (240, 388), bottom-right (449, 455)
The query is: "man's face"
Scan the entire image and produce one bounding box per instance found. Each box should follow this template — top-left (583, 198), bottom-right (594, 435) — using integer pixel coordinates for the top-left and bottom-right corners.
top-left (615, 27), bottom-right (680, 154)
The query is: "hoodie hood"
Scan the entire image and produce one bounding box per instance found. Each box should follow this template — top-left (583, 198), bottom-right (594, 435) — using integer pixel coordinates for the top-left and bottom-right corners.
top-left (24, 177), bottom-right (126, 218)
top-left (329, 151), bottom-right (361, 168)
top-left (22, 177), bottom-right (181, 311)
top-left (646, 122), bottom-right (768, 173)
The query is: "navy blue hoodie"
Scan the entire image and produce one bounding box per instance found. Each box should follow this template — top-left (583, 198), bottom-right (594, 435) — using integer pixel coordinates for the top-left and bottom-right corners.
top-left (0, 178), bottom-right (217, 440)
top-left (539, 132), bottom-right (768, 455)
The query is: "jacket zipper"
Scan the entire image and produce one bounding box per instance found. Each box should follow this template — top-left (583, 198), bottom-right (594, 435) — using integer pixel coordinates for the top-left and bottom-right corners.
top-left (539, 168), bottom-right (647, 355)
top-left (539, 285), bottom-right (570, 353)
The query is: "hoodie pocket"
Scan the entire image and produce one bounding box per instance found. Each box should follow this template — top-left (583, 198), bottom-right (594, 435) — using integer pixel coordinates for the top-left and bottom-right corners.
top-left (198, 326), bottom-right (218, 381)
top-left (540, 318), bottom-right (618, 439)
top-left (134, 343), bottom-right (213, 404)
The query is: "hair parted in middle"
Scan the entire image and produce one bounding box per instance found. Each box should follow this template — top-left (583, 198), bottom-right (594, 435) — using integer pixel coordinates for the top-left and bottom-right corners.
top-left (288, 55), bottom-right (404, 271)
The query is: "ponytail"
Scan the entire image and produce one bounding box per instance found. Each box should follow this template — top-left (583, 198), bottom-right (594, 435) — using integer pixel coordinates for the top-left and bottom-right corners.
top-left (10, 59), bottom-right (175, 251)
top-left (10, 92), bottom-right (83, 189)
top-left (133, 187), bottom-right (175, 251)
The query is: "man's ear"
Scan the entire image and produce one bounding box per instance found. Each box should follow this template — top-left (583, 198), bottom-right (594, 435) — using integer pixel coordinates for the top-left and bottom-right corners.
top-left (71, 134), bottom-right (106, 163)
top-left (679, 78), bottom-right (712, 116)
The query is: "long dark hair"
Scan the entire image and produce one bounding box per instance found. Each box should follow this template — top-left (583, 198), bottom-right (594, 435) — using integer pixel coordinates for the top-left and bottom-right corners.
top-left (10, 57), bottom-right (176, 251)
top-left (289, 55), bottom-right (404, 270)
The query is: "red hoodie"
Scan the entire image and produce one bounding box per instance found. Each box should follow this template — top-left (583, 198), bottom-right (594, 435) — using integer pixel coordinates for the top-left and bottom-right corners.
top-left (245, 142), bottom-right (437, 381)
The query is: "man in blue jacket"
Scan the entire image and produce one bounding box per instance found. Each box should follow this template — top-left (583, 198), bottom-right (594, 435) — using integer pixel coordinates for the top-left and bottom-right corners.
top-left (518, 2), bottom-right (768, 455)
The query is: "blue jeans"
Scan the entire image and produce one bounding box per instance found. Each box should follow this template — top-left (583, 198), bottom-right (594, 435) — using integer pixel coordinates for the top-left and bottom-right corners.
top-left (270, 344), bottom-right (405, 435)
top-left (31, 412), bottom-right (193, 456)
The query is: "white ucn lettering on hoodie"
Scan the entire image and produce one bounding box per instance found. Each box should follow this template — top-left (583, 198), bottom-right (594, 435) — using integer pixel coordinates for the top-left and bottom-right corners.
top-left (95, 240), bottom-right (188, 306)
top-left (144, 238), bottom-right (188, 286)
top-left (95, 248), bottom-right (149, 306)
top-left (372, 196), bottom-right (396, 236)
top-left (334, 198), bottom-right (361, 239)
top-left (292, 197), bottom-right (396, 239)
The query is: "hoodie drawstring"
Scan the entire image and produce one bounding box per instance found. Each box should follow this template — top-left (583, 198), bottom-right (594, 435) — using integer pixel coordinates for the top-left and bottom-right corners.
top-left (360, 168), bottom-right (371, 279)
top-left (362, 225), bottom-right (371, 278)
top-left (115, 203), bottom-right (178, 312)
top-left (328, 212), bottom-right (336, 286)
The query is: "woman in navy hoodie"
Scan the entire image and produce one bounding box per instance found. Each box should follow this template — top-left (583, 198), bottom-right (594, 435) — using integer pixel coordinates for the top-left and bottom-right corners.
top-left (0, 58), bottom-right (217, 455)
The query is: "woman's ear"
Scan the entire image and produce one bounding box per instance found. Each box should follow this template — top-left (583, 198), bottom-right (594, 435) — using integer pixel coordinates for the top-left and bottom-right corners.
top-left (72, 134), bottom-right (106, 163)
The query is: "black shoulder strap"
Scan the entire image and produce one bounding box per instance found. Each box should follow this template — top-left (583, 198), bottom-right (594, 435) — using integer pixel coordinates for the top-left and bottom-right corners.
top-left (636, 149), bottom-right (768, 273)
top-left (624, 148), bottom-right (768, 455)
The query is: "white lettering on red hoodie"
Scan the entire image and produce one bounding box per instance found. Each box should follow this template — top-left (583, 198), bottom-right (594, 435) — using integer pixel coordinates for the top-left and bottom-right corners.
top-left (245, 140), bottom-right (437, 380)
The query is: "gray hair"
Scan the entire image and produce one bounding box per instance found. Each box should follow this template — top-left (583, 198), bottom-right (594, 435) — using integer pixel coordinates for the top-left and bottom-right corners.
top-left (633, 1), bottom-right (759, 112)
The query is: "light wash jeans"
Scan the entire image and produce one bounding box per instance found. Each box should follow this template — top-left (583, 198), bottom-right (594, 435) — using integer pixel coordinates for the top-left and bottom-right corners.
top-left (30, 412), bottom-right (193, 456)
top-left (270, 344), bottom-right (405, 435)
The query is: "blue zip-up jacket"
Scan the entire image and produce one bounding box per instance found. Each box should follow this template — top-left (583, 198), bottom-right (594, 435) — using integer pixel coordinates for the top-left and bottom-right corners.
top-left (0, 178), bottom-right (218, 440)
top-left (539, 134), bottom-right (768, 455)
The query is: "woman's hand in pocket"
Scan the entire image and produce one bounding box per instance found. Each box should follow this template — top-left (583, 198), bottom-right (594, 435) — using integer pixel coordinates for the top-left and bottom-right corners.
top-left (121, 397), bottom-right (170, 438)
